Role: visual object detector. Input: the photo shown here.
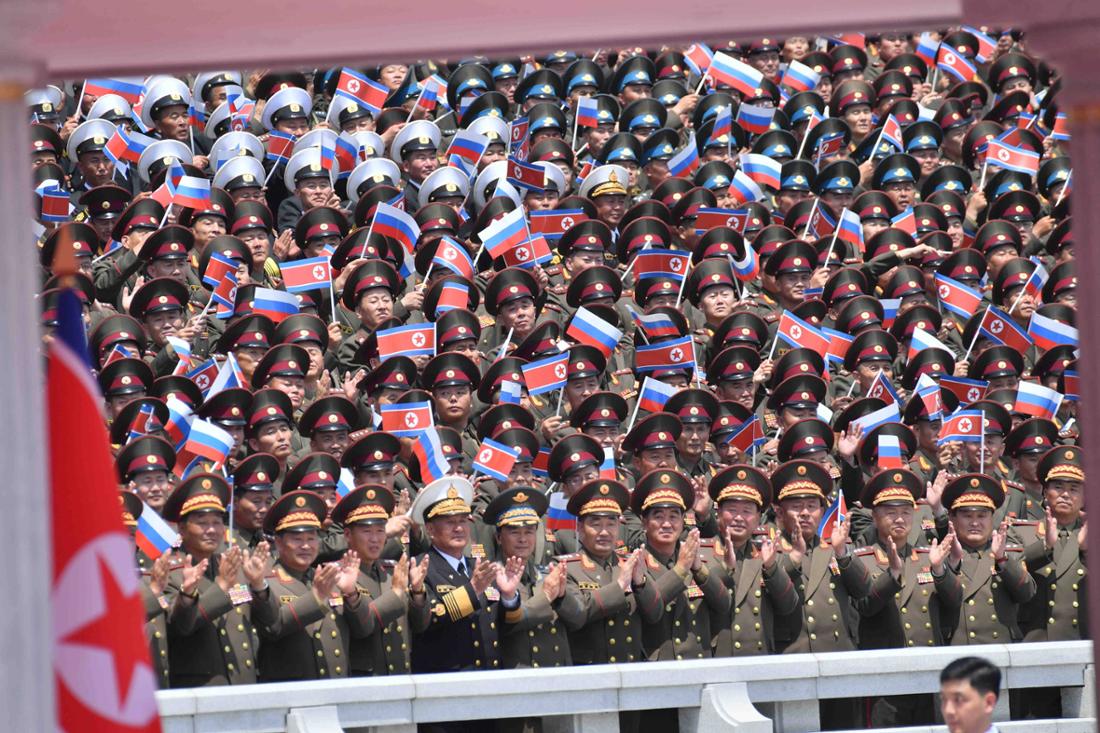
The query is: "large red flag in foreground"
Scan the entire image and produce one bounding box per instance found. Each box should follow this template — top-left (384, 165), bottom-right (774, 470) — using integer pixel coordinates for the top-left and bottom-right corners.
top-left (48, 250), bottom-right (161, 733)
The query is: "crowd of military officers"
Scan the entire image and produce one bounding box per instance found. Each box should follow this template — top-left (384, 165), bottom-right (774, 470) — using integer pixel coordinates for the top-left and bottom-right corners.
top-left (28, 24), bottom-right (1083, 731)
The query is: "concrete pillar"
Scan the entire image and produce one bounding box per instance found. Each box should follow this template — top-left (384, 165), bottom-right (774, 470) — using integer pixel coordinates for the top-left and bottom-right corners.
top-left (692, 682), bottom-right (773, 732)
top-left (0, 55), bottom-right (53, 733)
top-left (287, 705), bottom-right (345, 733)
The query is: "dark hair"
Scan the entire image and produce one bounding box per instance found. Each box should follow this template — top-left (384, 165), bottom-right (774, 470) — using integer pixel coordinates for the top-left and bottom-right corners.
top-left (940, 656), bottom-right (1001, 698)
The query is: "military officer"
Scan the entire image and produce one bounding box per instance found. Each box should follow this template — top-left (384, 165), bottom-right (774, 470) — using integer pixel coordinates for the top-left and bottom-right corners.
top-left (332, 486), bottom-right (430, 676)
top-left (252, 490), bottom-right (375, 681)
top-left (163, 473), bottom-right (267, 686)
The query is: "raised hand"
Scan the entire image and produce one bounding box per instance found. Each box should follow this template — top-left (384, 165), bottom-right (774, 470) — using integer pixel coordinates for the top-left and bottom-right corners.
top-left (927, 471), bottom-right (949, 515)
top-left (617, 550), bottom-right (639, 592)
top-left (410, 555), bottom-right (429, 595)
top-left (311, 562), bottom-right (340, 603)
top-left (386, 513), bottom-right (413, 539)
top-left (789, 527), bottom-right (807, 567)
top-left (991, 521), bottom-right (1009, 561)
top-left (335, 550), bottom-right (361, 597)
top-left (632, 548), bottom-right (647, 585)
top-left (830, 515), bottom-right (851, 557)
top-left (760, 537), bottom-right (778, 570)
top-left (495, 555), bottom-right (525, 600)
top-left (541, 562), bottom-right (566, 602)
top-left (149, 552), bottom-right (171, 596)
top-left (1044, 506), bottom-right (1059, 551)
top-left (886, 537), bottom-right (904, 578)
top-left (947, 524), bottom-right (964, 566)
top-left (216, 545), bottom-right (243, 593)
top-left (676, 529), bottom-right (700, 573)
top-left (242, 541), bottom-right (271, 589)
top-left (836, 423), bottom-right (863, 461)
top-left (180, 554), bottom-right (208, 597)
top-left (928, 533), bottom-right (953, 572)
top-left (691, 478), bottom-right (712, 518)
top-left (470, 558), bottom-right (496, 597)
top-left (390, 553), bottom-right (409, 595)
top-left (723, 527), bottom-right (738, 571)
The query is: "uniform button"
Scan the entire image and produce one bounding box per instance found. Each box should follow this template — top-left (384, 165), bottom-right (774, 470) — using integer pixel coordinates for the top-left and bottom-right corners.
top-left (529, 631), bottom-right (536, 637)
top-left (533, 646), bottom-right (540, 653)
top-left (609, 656), bottom-right (616, 663)
top-left (752, 606), bottom-right (760, 615)
top-left (550, 628), bottom-right (557, 634)
top-left (734, 624), bottom-right (741, 632)
top-left (396, 625), bottom-right (404, 632)
top-left (388, 664), bottom-right (395, 672)
top-left (317, 650), bottom-right (324, 657)
top-left (493, 660), bottom-right (499, 667)
top-left (1073, 601), bottom-right (1080, 608)
top-left (676, 654), bottom-right (683, 660)
top-left (331, 631), bottom-right (338, 638)
top-left (154, 631), bottom-right (162, 639)
top-left (904, 623), bottom-right (911, 630)
top-left (401, 643), bottom-right (407, 651)
top-left (827, 598), bottom-right (835, 605)
top-left (992, 631), bottom-right (999, 639)
top-left (755, 590), bottom-right (762, 597)
top-left (754, 623), bottom-right (760, 631)
top-left (608, 619), bottom-right (615, 626)
top-left (734, 641), bottom-right (742, 650)
top-left (475, 660), bottom-right (481, 667)
top-left (493, 640), bottom-right (498, 648)
top-left (609, 638), bottom-right (616, 646)
top-left (666, 604), bottom-right (673, 612)
top-left (219, 629), bottom-right (227, 636)
top-left (336, 666), bottom-right (342, 674)
top-left (626, 636), bottom-right (632, 643)
top-left (991, 614), bottom-right (997, 622)
top-left (925, 623), bottom-right (932, 630)
top-left (237, 624), bottom-right (245, 632)
top-left (735, 606), bottom-right (742, 613)
top-left (315, 633), bottom-right (322, 639)
top-left (895, 592), bottom-right (901, 599)
top-left (674, 638), bottom-right (681, 644)
top-left (245, 660), bottom-right (252, 668)
top-left (473, 640), bottom-right (480, 648)
top-left (490, 623), bottom-right (496, 630)
top-left (831, 614), bottom-right (838, 621)
top-left (907, 641), bottom-right (914, 647)
top-left (533, 662), bottom-right (540, 668)
top-left (809, 633), bottom-right (817, 640)
top-left (968, 600), bottom-right (975, 606)
top-left (319, 668), bottom-right (326, 675)
top-left (1078, 568), bottom-right (1085, 576)
top-left (807, 616), bottom-right (815, 624)
top-left (969, 615), bottom-right (976, 622)
top-left (224, 646), bottom-right (231, 653)
top-left (900, 607), bottom-right (907, 614)
top-left (674, 620), bottom-right (681, 627)
top-left (807, 600), bottom-right (814, 607)
top-left (921, 606), bottom-right (927, 613)
top-left (969, 631), bottom-right (976, 639)
top-left (829, 583), bottom-right (835, 590)
top-left (623, 619), bottom-right (630, 627)
top-left (627, 655), bottom-right (634, 662)
top-left (1051, 583), bottom-right (1058, 590)
top-left (1050, 601), bottom-right (1057, 607)
top-left (1073, 584), bottom-right (1080, 591)
top-left (241, 642), bottom-right (249, 649)
top-left (160, 651), bottom-right (167, 657)
top-left (334, 649), bottom-right (341, 657)
top-left (329, 613), bottom-right (336, 620)
top-left (553, 645), bottom-right (559, 652)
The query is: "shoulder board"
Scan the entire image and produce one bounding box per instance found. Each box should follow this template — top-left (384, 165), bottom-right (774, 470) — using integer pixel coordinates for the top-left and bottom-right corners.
top-left (613, 368), bottom-right (633, 377)
top-left (700, 538), bottom-right (716, 548)
top-left (622, 390), bottom-right (637, 400)
top-left (1004, 480), bottom-right (1025, 492)
top-left (764, 412), bottom-right (778, 429)
top-left (645, 552), bottom-right (660, 570)
top-left (381, 559), bottom-right (397, 568)
top-left (914, 547), bottom-right (931, 554)
top-left (550, 284), bottom-right (567, 296)
top-left (853, 547), bottom-right (876, 557)
top-left (762, 313), bottom-right (779, 323)
top-left (543, 303), bottom-right (565, 314)
top-left (545, 527), bottom-right (556, 542)
top-left (918, 455), bottom-right (933, 470)
top-left (555, 553), bottom-right (581, 563)
top-left (479, 315), bottom-right (496, 327)
top-left (1011, 519), bottom-right (1039, 527)
top-left (779, 537), bottom-right (792, 552)
top-left (394, 463), bottom-right (410, 478)
top-left (276, 567), bottom-right (293, 582)
top-left (1005, 546), bottom-right (1024, 553)
top-left (544, 264), bottom-right (563, 276)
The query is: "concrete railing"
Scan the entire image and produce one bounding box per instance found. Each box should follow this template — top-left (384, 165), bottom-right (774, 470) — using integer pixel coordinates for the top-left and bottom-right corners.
top-left (156, 641), bottom-right (1095, 733)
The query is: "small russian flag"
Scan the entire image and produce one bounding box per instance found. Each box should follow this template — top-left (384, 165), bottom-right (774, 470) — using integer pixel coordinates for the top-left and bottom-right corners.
top-left (708, 52), bottom-right (764, 96)
top-left (907, 327), bottom-right (952, 361)
top-left (447, 129), bottom-right (489, 166)
top-left (636, 375), bottom-right (678, 413)
top-left (852, 402), bottom-right (901, 435)
top-left (372, 202), bottom-right (421, 254)
top-left (566, 306), bottom-right (622, 358)
top-left (545, 491), bottom-right (575, 531)
top-left (412, 429), bottom-right (450, 483)
top-left (727, 169), bottom-right (765, 206)
top-left (184, 418), bottom-right (235, 468)
top-left (739, 153), bottom-right (782, 190)
top-left (1014, 382), bottom-right (1063, 420)
top-left (250, 287), bottom-right (300, 324)
top-left (172, 176), bottom-right (212, 210)
top-left (479, 207), bottom-right (528, 259)
top-left (667, 135), bottom-right (700, 178)
top-left (500, 380), bottom-right (523, 405)
top-left (729, 244), bottom-right (759, 282)
top-left (575, 96), bottom-right (601, 129)
top-left (630, 310), bottom-right (680, 342)
top-left (135, 499), bottom-right (180, 560)
top-left (736, 103), bottom-right (775, 135)
top-left (1027, 312), bottom-right (1078, 351)
top-left (877, 434), bottom-right (905, 469)
top-left (599, 447), bottom-right (616, 480)
top-left (779, 59), bottom-right (820, 92)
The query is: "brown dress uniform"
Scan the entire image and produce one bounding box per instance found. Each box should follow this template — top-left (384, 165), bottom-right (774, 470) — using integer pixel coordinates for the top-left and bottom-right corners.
top-left (704, 535), bottom-right (799, 656)
top-left (349, 559), bottom-right (424, 675)
top-left (943, 543), bottom-right (1035, 644)
top-left (500, 562), bottom-right (573, 668)
top-left (1019, 518), bottom-right (1088, 641)
top-left (639, 546), bottom-right (728, 660)
top-left (166, 559), bottom-right (260, 686)
top-left (141, 576), bottom-right (171, 688)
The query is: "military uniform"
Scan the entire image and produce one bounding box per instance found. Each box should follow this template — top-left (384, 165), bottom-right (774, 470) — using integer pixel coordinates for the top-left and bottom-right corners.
top-left (500, 562), bottom-right (573, 668)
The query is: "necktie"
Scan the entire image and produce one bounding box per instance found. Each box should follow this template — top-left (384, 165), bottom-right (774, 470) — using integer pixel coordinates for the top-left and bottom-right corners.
top-left (456, 560), bottom-right (468, 577)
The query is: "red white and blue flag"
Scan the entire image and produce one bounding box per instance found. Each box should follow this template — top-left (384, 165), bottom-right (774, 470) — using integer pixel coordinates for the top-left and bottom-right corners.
top-left (835, 208), bottom-right (865, 253)
top-left (985, 138), bottom-right (1041, 175)
top-left (380, 401), bottom-right (434, 437)
top-left (937, 45), bottom-right (979, 83)
top-left (479, 207), bottom-right (529, 259)
top-left (727, 169), bottom-right (765, 206)
top-left (507, 157), bottom-right (546, 191)
top-left (281, 256), bottom-right (331, 294)
top-left (908, 327), bottom-right (952, 360)
top-left (696, 207), bottom-right (749, 233)
top-left (84, 77), bottom-right (144, 104)
top-left (867, 370), bottom-right (901, 405)
top-left (877, 434), bottom-right (905, 469)
top-left (979, 306), bottom-right (1033, 352)
top-left (134, 499), bottom-right (180, 562)
top-left (377, 323), bottom-right (436, 360)
top-left (104, 125), bottom-right (148, 171)
top-left (1022, 261), bottom-right (1050, 300)
top-left (726, 415), bottom-right (766, 453)
top-left (817, 492), bottom-right (847, 539)
top-left (779, 59), bottom-right (820, 92)
top-left (961, 25), bottom-right (998, 63)
top-left (938, 409), bottom-right (985, 444)
top-left (499, 233), bottom-right (553, 269)
top-left (1014, 382), bottom-right (1063, 420)
top-left (207, 353), bottom-right (245, 397)
top-left (447, 129), bottom-right (489, 167)
top-left (916, 379), bottom-right (944, 420)
top-left (636, 375), bottom-right (678, 413)
top-left (508, 116), bottom-right (530, 160)
top-left (914, 33), bottom-right (940, 67)
top-left (939, 375), bottom-right (988, 407)
top-left (335, 68), bottom-right (388, 115)
top-left (635, 335), bottom-right (695, 372)
top-left (935, 274), bottom-right (983, 319)
top-left (729, 246), bottom-right (759, 282)
top-left (473, 437), bottom-right (522, 482)
top-left (684, 43), bottom-right (715, 76)
top-left (567, 307), bottom-right (622, 358)
top-left (172, 176), bottom-right (211, 210)
top-left (163, 397), bottom-right (193, 449)
top-left (521, 351), bottom-right (569, 395)
top-left (250, 287), bottom-right (299, 324)
top-left (210, 267), bottom-right (238, 321)
top-left (667, 135), bottom-right (700, 178)
top-left (822, 327), bottom-right (854, 366)
top-left (265, 131), bottom-right (296, 163)
top-left (879, 113), bottom-right (904, 151)
top-left (183, 418), bottom-right (234, 468)
top-left (575, 96), bottom-right (601, 128)
top-left (891, 207), bottom-right (917, 236)
top-left (529, 209), bottom-right (588, 241)
top-left (736, 103), bottom-right (774, 135)
top-left (1027, 312), bottom-right (1078, 350)
top-left (412, 429), bottom-right (450, 482)
top-left (632, 248), bottom-right (690, 282)
top-left (545, 492), bottom-right (575, 531)
top-left (853, 402), bottom-right (901, 435)
top-left (432, 235), bottom-right (476, 279)
top-left (372, 202), bottom-right (421, 254)
top-left (202, 251), bottom-right (238, 288)
top-left (739, 153), bottom-right (782, 190)
top-left (631, 310), bottom-right (681, 342)
top-left (47, 264), bottom-right (164, 733)
top-left (708, 52), bottom-right (764, 96)
top-left (777, 311), bottom-right (831, 357)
